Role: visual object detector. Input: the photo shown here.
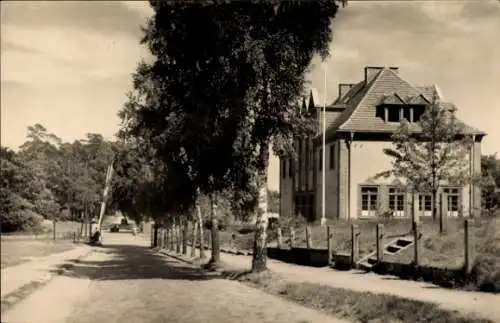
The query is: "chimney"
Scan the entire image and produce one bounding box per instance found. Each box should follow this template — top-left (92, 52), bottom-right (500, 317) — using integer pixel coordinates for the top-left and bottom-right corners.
top-left (364, 66), bottom-right (399, 84)
top-left (338, 83), bottom-right (355, 101)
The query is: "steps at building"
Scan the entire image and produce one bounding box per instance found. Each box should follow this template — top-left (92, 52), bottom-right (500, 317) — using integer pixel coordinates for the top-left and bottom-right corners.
top-left (357, 236), bottom-right (414, 270)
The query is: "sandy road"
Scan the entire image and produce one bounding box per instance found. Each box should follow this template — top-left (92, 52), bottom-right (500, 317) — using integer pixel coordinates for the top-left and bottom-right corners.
top-left (3, 233), bottom-right (348, 323)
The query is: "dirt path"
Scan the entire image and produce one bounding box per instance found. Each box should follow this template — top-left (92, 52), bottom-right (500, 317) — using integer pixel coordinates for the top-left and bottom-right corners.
top-left (2, 234), bottom-right (349, 323)
top-left (203, 248), bottom-right (500, 322)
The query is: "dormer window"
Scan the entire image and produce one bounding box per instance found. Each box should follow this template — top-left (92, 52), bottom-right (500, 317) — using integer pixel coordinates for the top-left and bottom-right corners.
top-left (377, 93), bottom-right (429, 123)
top-left (377, 105), bottom-right (426, 123)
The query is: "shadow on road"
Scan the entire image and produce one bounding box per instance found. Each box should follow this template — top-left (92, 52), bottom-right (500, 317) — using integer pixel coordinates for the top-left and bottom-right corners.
top-left (52, 244), bottom-right (220, 282)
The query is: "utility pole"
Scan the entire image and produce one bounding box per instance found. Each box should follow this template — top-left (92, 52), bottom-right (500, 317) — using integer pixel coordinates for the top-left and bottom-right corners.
top-left (320, 62), bottom-right (328, 227)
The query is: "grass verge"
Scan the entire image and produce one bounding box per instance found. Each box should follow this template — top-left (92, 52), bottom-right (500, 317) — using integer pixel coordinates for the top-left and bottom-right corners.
top-left (221, 269), bottom-right (492, 323)
top-left (1, 239), bottom-right (77, 268)
top-left (212, 217), bottom-right (493, 268)
top-left (469, 217), bottom-right (500, 292)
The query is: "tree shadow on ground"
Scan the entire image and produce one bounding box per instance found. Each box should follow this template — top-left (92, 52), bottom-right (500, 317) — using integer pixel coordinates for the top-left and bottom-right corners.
top-left (51, 244), bottom-right (221, 282)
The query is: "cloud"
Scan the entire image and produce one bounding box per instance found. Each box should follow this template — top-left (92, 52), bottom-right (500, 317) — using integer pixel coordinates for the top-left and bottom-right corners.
top-left (1, 40), bottom-right (44, 55)
top-left (1, 1), bottom-right (146, 38)
top-left (1, 25), bottom-right (148, 85)
top-left (419, 0), bottom-right (500, 34)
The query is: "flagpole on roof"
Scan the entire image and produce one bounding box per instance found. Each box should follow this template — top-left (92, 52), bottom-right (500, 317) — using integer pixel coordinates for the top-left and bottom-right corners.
top-left (321, 62), bottom-right (327, 227)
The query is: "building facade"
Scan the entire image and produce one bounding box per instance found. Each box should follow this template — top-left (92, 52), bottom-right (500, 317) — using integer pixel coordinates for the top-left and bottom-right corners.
top-left (279, 66), bottom-right (485, 221)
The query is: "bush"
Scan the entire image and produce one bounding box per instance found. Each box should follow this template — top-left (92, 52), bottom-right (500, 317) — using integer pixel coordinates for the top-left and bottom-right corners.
top-left (0, 209), bottom-right (44, 233)
top-left (470, 217), bottom-right (500, 292)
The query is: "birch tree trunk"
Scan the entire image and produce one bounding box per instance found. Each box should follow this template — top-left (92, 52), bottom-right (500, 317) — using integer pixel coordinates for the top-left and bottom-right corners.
top-left (165, 225), bottom-right (170, 250)
top-left (175, 218), bottom-right (181, 253)
top-left (252, 170), bottom-right (269, 273)
top-left (196, 203), bottom-right (206, 259)
top-left (170, 224), bottom-right (175, 251)
top-left (182, 217), bottom-right (188, 255)
top-left (190, 217), bottom-right (198, 257)
top-left (208, 193), bottom-right (220, 265)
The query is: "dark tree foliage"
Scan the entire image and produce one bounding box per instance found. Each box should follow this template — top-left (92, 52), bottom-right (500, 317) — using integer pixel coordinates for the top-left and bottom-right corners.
top-left (119, 0), bottom-right (343, 271)
top-left (1, 125), bottom-right (117, 233)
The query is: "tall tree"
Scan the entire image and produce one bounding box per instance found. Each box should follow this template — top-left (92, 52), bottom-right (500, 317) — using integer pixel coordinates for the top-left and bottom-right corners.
top-left (124, 0), bottom-right (342, 271)
top-left (378, 99), bottom-right (474, 233)
top-left (17, 124), bottom-right (63, 220)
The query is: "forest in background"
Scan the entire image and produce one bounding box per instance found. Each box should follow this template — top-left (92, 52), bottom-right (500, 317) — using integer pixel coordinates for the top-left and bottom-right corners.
top-left (0, 123), bottom-right (281, 233)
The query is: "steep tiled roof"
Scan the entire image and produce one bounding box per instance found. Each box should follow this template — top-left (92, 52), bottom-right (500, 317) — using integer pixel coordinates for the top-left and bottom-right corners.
top-left (334, 81), bottom-right (365, 105)
top-left (414, 85), bottom-right (437, 102)
top-left (381, 93), bottom-right (406, 105)
top-left (406, 94), bottom-right (431, 105)
top-left (321, 67), bottom-right (485, 138)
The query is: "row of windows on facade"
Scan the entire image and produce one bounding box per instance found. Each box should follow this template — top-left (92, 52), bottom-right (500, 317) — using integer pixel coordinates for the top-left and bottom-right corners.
top-left (360, 186), bottom-right (460, 217)
top-left (282, 145), bottom-right (335, 179)
top-left (292, 187), bottom-right (461, 218)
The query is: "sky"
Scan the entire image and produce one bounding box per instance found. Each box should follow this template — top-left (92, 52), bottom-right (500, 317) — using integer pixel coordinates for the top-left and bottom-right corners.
top-left (1, 0), bottom-right (499, 192)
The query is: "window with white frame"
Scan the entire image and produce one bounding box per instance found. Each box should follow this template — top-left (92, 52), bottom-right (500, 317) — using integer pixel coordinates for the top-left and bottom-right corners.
top-left (443, 187), bottom-right (460, 217)
top-left (388, 187), bottom-right (405, 217)
top-left (360, 186), bottom-right (378, 217)
top-left (418, 194), bottom-right (432, 216)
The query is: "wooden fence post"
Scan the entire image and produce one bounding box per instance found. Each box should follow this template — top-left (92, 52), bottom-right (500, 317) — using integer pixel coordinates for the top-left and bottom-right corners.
top-left (327, 225), bottom-right (333, 265)
top-left (305, 225), bottom-right (312, 249)
top-left (351, 224), bottom-right (360, 268)
top-left (376, 223), bottom-right (384, 263)
top-left (289, 227), bottom-right (295, 249)
top-left (413, 221), bottom-right (421, 266)
top-left (277, 228), bottom-right (283, 249)
top-left (464, 219), bottom-right (473, 273)
top-left (440, 193), bottom-right (447, 233)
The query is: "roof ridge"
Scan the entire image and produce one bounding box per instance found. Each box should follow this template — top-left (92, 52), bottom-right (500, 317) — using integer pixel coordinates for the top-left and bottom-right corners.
top-left (337, 67), bottom-right (392, 131)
